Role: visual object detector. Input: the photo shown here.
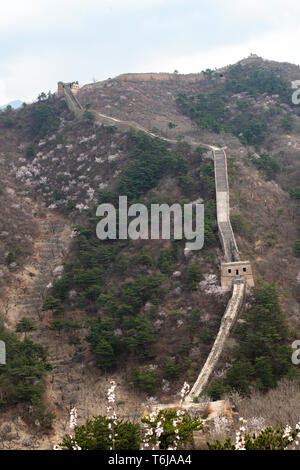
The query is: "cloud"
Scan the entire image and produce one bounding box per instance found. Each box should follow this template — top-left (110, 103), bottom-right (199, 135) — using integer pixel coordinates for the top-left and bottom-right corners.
top-left (141, 27), bottom-right (300, 75)
top-left (0, 0), bottom-right (167, 30)
top-left (1, 0), bottom-right (300, 104)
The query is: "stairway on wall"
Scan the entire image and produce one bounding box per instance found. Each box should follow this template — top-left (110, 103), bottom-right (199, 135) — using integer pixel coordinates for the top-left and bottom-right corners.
top-left (185, 280), bottom-right (245, 403)
top-left (62, 84), bottom-right (248, 406)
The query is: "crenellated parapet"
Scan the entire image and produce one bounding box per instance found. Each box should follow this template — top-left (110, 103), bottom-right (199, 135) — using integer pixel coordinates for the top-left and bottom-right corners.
top-left (212, 148), bottom-right (254, 291)
top-left (57, 81), bottom-right (83, 118)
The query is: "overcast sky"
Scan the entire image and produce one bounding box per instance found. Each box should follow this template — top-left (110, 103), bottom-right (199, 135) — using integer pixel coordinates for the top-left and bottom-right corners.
top-left (1, 0), bottom-right (300, 105)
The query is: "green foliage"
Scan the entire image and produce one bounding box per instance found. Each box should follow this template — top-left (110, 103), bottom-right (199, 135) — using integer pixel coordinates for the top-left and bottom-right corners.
top-left (162, 357), bottom-right (180, 379)
top-left (200, 162), bottom-right (215, 197)
top-left (187, 262), bottom-right (203, 290)
top-left (52, 275), bottom-right (70, 301)
top-left (177, 65), bottom-right (292, 147)
top-left (177, 175), bottom-right (194, 195)
top-left (30, 103), bottom-right (60, 137)
top-left (25, 144), bottom-right (35, 160)
top-left (204, 201), bottom-right (217, 247)
top-left (50, 320), bottom-right (81, 332)
top-left (141, 409), bottom-right (202, 450)
top-left (281, 114), bottom-right (293, 131)
top-left (187, 308), bottom-right (203, 332)
top-left (231, 214), bottom-right (248, 234)
top-left (68, 335), bottom-right (81, 345)
top-left (119, 131), bottom-right (170, 201)
top-left (130, 368), bottom-right (158, 395)
top-left (233, 116), bottom-right (267, 146)
top-left (210, 282), bottom-right (292, 398)
top-left (198, 327), bottom-right (212, 344)
top-left (206, 380), bottom-right (232, 401)
top-left (42, 296), bottom-right (65, 316)
top-left (16, 318), bottom-right (36, 334)
top-left (207, 425), bottom-right (299, 450)
top-left (122, 315), bottom-right (156, 361)
top-left (248, 152), bottom-right (280, 180)
top-left (194, 145), bottom-right (206, 161)
top-left (3, 118), bottom-right (14, 128)
top-left (83, 110), bottom-right (95, 121)
top-left (225, 64), bottom-right (291, 102)
top-left (60, 415), bottom-right (141, 450)
top-left (0, 326), bottom-right (51, 421)
top-left (5, 252), bottom-right (16, 265)
top-left (37, 92), bottom-right (47, 101)
top-left (202, 68), bottom-right (215, 80)
top-left (136, 249), bottom-right (154, 267)
top-left (121, 274), bottom-right (165, 313)
top-left (177, 91), bottom-right (229, 133)
top-left (86, 318), bottom-right (119, 370)
top-left (294, 239), bottom-right (300, 257)
top-left (157, 246), bottom-right (178, 274)
top-left (289, 187), bottom-right (300, 200)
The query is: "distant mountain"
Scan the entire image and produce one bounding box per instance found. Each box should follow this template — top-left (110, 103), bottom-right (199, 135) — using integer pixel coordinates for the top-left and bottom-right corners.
top-left (0, 99), bottom-right (23, 110)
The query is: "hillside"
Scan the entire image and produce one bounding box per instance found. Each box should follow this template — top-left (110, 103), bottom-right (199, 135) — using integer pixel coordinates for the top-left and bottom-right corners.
top-left (0, 55), bottom-right (299, 449)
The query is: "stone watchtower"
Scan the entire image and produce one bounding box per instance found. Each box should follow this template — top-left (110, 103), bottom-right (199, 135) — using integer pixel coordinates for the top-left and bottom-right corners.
top-left (57, 81), bottom-right (64, 96)
top-left (57, 81), bottom-right (80, 96)
top-left (70, 81), bottom-right (80, 95)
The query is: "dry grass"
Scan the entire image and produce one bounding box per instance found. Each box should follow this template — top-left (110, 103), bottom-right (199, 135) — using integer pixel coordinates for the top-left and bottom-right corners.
top-left (231, 379), bottom-right (300, 428)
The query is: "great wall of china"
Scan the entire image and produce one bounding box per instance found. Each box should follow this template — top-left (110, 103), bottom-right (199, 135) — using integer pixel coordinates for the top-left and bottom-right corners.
top-left (58, 81), bottom-right (255, 404)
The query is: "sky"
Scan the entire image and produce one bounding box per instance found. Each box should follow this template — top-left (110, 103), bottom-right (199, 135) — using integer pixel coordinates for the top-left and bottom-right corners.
top-left (1, 0), bottom-right (300, 105)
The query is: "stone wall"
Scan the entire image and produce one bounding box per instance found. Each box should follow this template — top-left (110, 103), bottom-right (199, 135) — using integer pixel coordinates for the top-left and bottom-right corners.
top-left (57, 82), bottom-right (83, 118)
top-left (185, 280), bottom-right (245, 402)
top-left (221, 260), bottom-right (254, 291)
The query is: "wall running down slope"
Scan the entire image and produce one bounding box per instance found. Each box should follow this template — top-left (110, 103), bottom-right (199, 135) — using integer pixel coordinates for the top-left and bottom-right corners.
top-left (185, 280), bottom-right (245, 401)
top-left (57, 82), bottom-right (83, 118)
top-left (185, 147), bottom-right (257, 402)
top-left (60, 82), bottom-right (253, 403)
top-left (214, 149), bottom-right (239, 263)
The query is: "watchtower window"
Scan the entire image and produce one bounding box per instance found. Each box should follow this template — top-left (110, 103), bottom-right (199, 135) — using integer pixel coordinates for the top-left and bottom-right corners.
top-left (243, 267), bottom-right (247, 272)
top-left (228, 269), bottom-right (232, 273)
top-left (236, 269), bottom-right (239, 275)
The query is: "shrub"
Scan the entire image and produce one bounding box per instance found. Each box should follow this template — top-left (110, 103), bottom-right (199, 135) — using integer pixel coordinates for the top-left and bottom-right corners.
top-left (122, 315), bottom-right (156, 361)
top-left (187, 262), bottom-right (203, 290)
top-left (289, 187), bottom-right (300, 200)
top-left (60, 415), bottom-right (141, 450)
top-left (5, 252), bottom-right (16, 265)
top-left (248, 152), bottom-right (280, 180)
top-left (121, 274), bottom-right (165, 313)
top-left (210, 282), bottom-right (293, 398)
top-left (162, 357), bottom-right (180, 379)
top-left (118, 131), bottom-right (169, 201)
top-left (42, 296), bottom-right (65, 316)
top-left (86, 318), bottom-right (119, 370)
top-left (16, 318), bottom-right (36, 335)
top-left (207, 424), bottom-right (300, 450)
top-left (231, 214), bottom-right (248, 234)
top-left (83, 110), bottom-right (95, 121)
top-left (30, 103), bottom-right (60, 137)
top-left (136, 249), bottom-right (154, 267)
top-left (294, 240), bottom-right (300, 257)
top-left (130, 368), bottom-right (158, 395)
top-left (281, 114), bottom-right (293, 131)
top-left (157, 248), bottom-right (177, 274)
top-left (187, 308), bottom-right (203, 331)
top-left (142, 409), bottom-right (202, 450)
top-left (25, 144), bottom-right (35, 160)
top-left (0, 326), bottom-right (51, 422)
